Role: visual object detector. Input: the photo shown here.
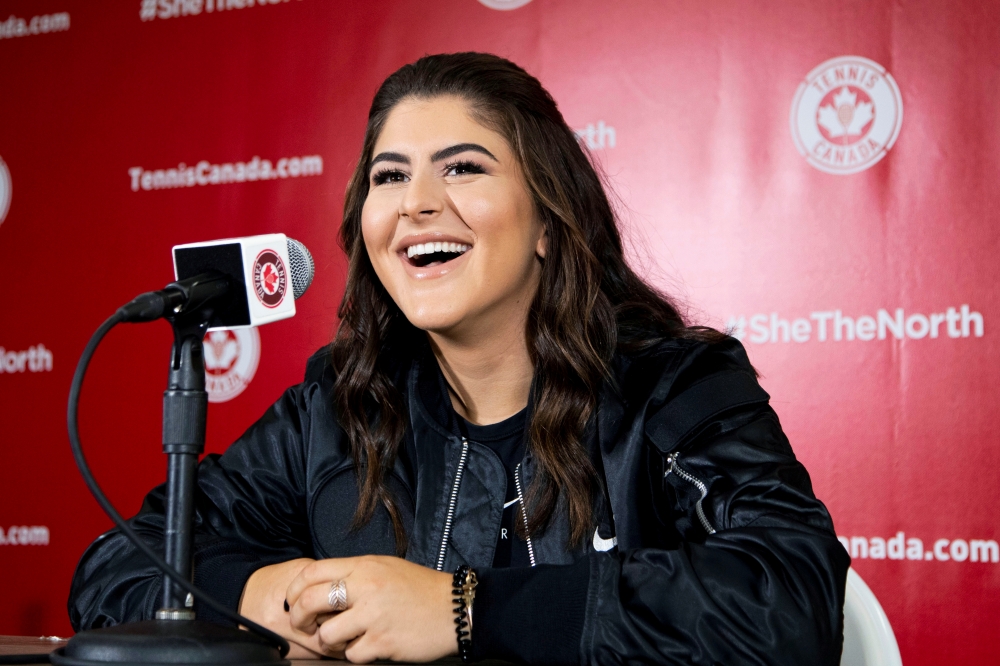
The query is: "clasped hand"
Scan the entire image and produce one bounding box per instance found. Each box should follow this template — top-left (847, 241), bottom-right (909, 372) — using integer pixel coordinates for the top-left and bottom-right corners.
top-left (240, 556), bottom-right (457, 662)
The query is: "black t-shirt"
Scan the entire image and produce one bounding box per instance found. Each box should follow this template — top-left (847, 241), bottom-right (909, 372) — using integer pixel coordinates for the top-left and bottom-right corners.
top-left (458, 409), bottom-right (532, 568)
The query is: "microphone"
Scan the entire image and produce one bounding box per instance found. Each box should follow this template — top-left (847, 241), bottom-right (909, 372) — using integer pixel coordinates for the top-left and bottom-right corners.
top-left (118, 234), bottom-right (314, 328)
top-left (60, 235), bottom-right (310, 665)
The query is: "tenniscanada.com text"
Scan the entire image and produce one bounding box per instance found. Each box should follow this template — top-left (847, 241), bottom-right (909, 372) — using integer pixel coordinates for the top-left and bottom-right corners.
top-left (0, 526), bottom-right (49, 545)
top-left (129, 154), bottom-right (323, 192)
top-left (839, 532), bottom-right (998, 563)
top-left (0, 12), bottom-right (70, 39)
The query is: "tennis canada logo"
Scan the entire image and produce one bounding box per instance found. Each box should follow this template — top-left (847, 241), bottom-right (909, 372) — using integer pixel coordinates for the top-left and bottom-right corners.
top-left (477, 0), bottom-right (533, 9)
top-left (203, 328), bottom-right (260, 403)
top-left (252, 250), bottom-right (287, 308)
top-left (0, 155), bottom-right (11, 227)
top-left (790, 56), bottom-right (903, 175)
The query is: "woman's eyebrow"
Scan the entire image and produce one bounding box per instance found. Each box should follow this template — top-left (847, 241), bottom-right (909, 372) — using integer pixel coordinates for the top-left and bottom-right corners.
top-left (431, 143), bottom-right (498, 163)
top-left (370, 151), bottom-right (409, 169)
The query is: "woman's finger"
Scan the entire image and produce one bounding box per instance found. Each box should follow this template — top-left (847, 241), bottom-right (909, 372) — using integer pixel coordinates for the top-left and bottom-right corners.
top-left (343, 632), bottom-right (389, 665)
top-left (285, 638), bottom-right (326, 660)
top-left (289, 579), bottom-right (352, 632)
top-left (317, 608), bottom-right (368, 657)
top-left (285, 557), bottom-right (357, 606)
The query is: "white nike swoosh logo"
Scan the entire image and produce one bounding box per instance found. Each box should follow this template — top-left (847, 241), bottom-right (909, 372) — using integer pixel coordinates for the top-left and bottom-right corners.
top-left (503, 498), bottom-right (519, 509)
top-left (593, 528), bottom-right (618, 552)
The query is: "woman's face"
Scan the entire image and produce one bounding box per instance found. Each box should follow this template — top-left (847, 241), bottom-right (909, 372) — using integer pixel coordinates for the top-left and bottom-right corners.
top-left (361, 96), bottom-right (546, 337)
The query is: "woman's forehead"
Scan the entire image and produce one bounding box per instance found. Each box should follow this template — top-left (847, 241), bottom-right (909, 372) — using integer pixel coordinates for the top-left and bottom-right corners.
top-left (374, 96), bottom-right (509, 159)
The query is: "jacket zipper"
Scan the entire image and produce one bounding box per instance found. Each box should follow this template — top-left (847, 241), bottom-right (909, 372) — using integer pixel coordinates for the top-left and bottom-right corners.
top-left (513, 462), bottom-right (537, 567)
top-left (664, 452), bottom-right (717, 535)
top-left (435, 441), bottom-right (538, 570)
top-left (435, 438), bottom-right (469, 571)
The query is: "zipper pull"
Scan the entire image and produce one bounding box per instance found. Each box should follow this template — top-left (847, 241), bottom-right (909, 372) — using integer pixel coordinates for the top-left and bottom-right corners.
top-left (664, 452), bottom-right (678, 477)
top-left (662, 451), bottom-right (716, 535)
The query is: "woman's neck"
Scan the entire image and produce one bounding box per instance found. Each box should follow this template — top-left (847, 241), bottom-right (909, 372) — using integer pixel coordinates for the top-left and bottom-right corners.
top-left (428, 325), bottom-right (533, 426)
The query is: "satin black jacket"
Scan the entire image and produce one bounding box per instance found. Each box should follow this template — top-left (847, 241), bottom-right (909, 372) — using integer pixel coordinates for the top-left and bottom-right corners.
top-left (69, 336), bottom-right (849, 665)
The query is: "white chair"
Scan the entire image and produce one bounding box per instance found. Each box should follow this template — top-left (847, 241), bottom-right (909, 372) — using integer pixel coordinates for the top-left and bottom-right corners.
top-left (840, 568), bottom-right (903, 666)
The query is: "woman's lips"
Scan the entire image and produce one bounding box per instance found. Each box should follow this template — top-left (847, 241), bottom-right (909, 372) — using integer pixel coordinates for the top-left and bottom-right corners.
top-left (405, 241), bottom-right (471, 259)
top-left (398, 246), bottom-right (470, 279)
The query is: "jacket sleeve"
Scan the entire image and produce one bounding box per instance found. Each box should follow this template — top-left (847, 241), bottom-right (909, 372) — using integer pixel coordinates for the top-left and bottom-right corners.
top-left (472, 341), bottom-right (850, 665)
top-left (68, 380), bottom-right (319, 631)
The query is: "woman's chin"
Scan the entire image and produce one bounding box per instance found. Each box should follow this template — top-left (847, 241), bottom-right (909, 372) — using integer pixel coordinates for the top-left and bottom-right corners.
top-left (402, 311), bottom-right (468, 336)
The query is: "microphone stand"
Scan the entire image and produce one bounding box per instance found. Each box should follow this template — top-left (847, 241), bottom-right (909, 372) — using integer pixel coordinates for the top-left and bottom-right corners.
top-left (159, 311), bottom-right (209, 619)
top-left (53, 308), bottom-right (288, 666)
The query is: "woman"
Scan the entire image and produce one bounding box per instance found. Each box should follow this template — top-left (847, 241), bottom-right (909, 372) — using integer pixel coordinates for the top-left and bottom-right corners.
top-left (70, 53), bottom-right (849, 664)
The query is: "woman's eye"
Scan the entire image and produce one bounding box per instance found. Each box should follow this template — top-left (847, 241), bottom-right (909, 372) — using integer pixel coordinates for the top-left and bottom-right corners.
top-left (445, 161), bottom-right (486, 177)
top-left (372, 169), bottom-right (408, 186)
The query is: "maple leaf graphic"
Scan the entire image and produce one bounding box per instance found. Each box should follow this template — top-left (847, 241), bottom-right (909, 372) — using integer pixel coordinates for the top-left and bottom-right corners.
top-left (205, 331), bottom-right (238, 372)
top-left (817, 87), bottom-right (874, 137)
top-left (263, 264), bottom-right (279, 293)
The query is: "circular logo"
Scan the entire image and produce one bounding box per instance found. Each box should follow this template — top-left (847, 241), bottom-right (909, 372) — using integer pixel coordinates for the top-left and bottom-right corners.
top-left (0, 156), bottom-right (11, 226)
top-left (477, 0), bottom-right (532, 9)
top-left (252, 249), bottom-right (287, 308)
top-left (203, 327), bottom-right (260, 403)
top-left (790, 56), bottom-right (903, 175)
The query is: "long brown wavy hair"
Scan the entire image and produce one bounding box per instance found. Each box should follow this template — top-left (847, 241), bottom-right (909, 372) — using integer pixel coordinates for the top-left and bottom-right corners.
top-left (332, 52), bottom-right (722, 553)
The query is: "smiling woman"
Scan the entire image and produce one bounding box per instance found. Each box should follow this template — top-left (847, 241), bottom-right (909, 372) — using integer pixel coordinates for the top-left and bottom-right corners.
top-left (361, 105), bottom-right (544, 341)
top-left (69, 53), bottom-right (849, 665)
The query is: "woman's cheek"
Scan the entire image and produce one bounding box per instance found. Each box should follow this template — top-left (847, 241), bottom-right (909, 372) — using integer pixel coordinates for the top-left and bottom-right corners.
top-left (361, 204), bottom-right (396, 268)
top-left (449, 180), bottom-right (504, 230)
top-left (360, 209), bottom-right (382, 247)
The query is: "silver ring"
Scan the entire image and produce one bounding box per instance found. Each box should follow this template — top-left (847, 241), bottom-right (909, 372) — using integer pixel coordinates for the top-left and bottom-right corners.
top-left (327, 579), bottom-right (347, 611)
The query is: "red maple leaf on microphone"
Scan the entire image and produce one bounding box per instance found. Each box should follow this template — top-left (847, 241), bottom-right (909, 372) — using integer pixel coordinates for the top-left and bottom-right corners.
top-left (262, 264), bottom-right (278, 293)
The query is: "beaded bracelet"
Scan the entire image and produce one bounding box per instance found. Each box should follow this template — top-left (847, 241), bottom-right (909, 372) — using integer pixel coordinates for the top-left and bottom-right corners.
top-left (452, 564), bottom-right (477, 662)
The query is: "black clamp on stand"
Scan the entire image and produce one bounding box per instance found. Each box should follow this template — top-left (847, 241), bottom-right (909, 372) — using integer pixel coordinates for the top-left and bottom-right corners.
top-left (53, 283), bottom-right (288, 666)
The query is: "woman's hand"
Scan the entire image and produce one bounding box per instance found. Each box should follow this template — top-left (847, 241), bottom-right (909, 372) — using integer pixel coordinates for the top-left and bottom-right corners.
top-left (238, 558), bottom-right (325, 659)
top-left (285, 556), bottom-right (458, 663)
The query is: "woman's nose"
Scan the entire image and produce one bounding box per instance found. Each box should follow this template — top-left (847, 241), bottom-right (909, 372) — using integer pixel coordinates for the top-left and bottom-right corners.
top-left (399, 168), bottom-right (443, 221)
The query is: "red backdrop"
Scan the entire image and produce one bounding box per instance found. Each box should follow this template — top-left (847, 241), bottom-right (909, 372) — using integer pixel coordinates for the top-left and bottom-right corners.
top-left (1, 1), bottom-right (997, 663)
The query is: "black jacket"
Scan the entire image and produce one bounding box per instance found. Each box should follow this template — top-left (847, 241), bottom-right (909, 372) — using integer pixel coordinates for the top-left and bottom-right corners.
top-left (69, 336), bottom-right (849, 665)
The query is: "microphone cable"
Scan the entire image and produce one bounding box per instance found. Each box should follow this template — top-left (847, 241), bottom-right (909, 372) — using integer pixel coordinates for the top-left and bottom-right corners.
top-left (65, 310), bottom-right (291, 658)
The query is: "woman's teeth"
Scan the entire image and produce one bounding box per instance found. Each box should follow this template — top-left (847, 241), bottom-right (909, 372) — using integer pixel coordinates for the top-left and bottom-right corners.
top-left (406, 242), bottom-right (470, 259)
